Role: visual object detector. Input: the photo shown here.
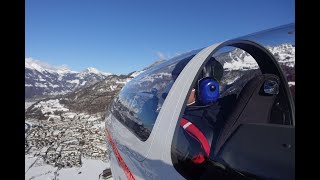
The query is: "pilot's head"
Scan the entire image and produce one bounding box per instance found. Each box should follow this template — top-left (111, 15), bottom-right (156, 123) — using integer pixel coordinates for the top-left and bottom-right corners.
top-left (171, 56), bottom-right (194, 81)
top-left (187, 57), bottom-right (223, 106)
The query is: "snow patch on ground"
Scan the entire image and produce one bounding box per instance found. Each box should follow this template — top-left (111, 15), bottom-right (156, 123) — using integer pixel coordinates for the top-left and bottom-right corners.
top-left (92, 121), bottom-right (105, 129)
top-left (25, 154), bottom-right (58, 180)
top-left (25, 154), bottom-right (113, 180)
top-left (98, 88), bottom-right (106, 92)
top-left (49, 84), bottom-right (59, 88)
top-left (47, 91), bottom-right (69, 96)
top-left (25, 101), bottom-right (36, 110)
top-left (35, 82), bottom-right (48, 88)
top-left (81, 81), bottom-right (87, 86)
top-left (87, 115), bottom-right (101, 122)
top-left (110, 85), bottom-right (117, 91)
top-left (116, 81), bottom-right (126, 84)
top-left (68, 79), bottom-right (80, 84)
top-left (58, 158), bottom-right (112, 180)
top-left (33, 99), bottom-right (69, 114)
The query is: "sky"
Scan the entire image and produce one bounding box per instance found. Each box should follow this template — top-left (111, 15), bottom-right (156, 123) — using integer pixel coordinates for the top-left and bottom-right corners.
top-left (26, 0), bottom-right (294, 75)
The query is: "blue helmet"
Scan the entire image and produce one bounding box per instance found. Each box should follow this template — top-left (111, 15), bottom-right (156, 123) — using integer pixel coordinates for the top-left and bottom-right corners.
top-left (197, 58), bottom-right (223, 105)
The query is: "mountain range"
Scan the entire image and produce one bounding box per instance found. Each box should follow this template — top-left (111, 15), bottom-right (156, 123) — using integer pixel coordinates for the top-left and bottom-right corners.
top-left (25, 43), bottom-right (295, 118)
top-left (25, 58), bottom-right (113, 99)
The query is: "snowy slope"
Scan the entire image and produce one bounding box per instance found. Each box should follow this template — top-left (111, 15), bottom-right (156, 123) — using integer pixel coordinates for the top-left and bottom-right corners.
top-left (216, 43), bottom-right (295, 71)
top-left (266, 43), bottom-right (295, 67)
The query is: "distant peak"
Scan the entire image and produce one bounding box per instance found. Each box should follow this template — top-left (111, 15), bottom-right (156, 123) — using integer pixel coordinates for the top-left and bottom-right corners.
top-left (81, 67), bottom-right (112, 76)
top-left (84, 67), bottom-right (99, 73)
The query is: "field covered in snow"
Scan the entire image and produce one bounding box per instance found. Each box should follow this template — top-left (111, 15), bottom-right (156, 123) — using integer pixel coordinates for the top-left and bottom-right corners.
top-left (25, 97), bottom-right (114, 180)
top-left (25, 153), bottom-right (113, 180)
top-left (25, 101), bottom-right (36, 110)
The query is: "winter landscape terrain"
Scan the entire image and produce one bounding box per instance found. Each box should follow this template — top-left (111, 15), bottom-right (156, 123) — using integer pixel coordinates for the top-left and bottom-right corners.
top-left (25, 59), bottom-right (150, 180)
top-left (25, 44), bottom-right (294, 180)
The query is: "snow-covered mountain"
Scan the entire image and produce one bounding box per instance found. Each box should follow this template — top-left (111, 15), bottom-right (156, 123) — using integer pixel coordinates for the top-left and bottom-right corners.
top-left (61, 74), bottom-right (130, 116)
top-left (215, 43), bottom-right (295, 98)
top-left (25, 43), bottom-right (294, 100)
top-left (267, 43), bottom-right (295, 68)
top-left (216, 43), bottom-right (295, 71)
top-left (26, 73), bottom-right (147, 120)
top-left (25, 58), bottom-right (112, 99)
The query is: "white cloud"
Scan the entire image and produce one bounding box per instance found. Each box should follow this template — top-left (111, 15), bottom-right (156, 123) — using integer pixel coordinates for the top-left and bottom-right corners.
top-left (155, 51), bottom-right (168, 60)
top-left (25, 57), bottom-right (71, 72)
top-left (25, 57), bottom-right (114, 75)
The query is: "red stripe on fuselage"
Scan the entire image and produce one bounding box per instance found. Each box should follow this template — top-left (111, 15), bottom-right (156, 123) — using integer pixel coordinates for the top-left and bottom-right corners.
top-left (105, 128), bottom-right (135, 180)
